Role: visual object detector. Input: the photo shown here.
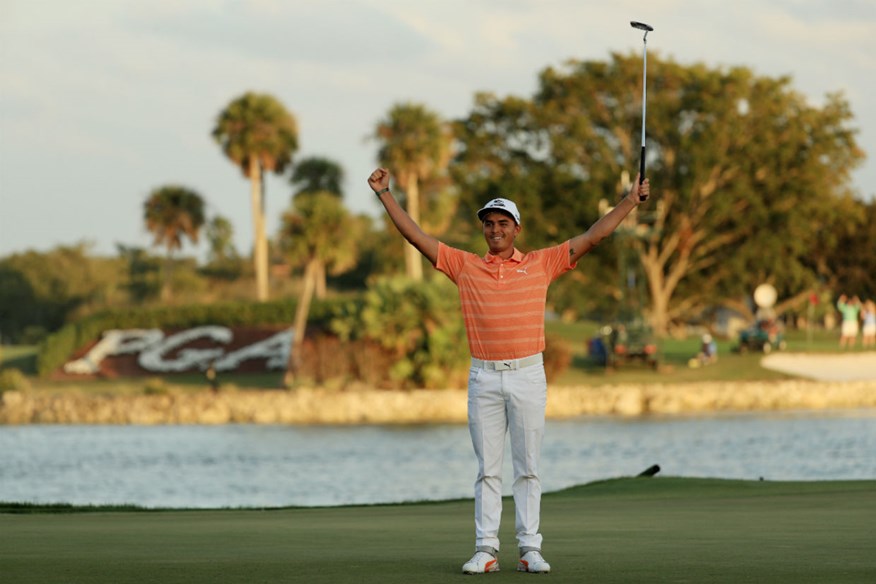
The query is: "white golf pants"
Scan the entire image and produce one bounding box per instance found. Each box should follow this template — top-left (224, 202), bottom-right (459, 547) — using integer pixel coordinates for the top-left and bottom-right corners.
top-left (467, 356), bottom-right (546, 552)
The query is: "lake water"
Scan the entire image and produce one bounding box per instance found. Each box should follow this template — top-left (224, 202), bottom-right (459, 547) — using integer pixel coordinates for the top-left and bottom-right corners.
top-left (1, 411), bottom-right (874, 508)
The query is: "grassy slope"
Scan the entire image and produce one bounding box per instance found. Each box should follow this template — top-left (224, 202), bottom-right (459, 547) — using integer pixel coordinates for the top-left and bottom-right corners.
top-left (2, 478), bottom-right (874, 584)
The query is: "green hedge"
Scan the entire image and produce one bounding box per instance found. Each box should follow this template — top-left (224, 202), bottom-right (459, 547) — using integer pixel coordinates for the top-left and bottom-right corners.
top-left (36, 298), bottom-right (349, 377)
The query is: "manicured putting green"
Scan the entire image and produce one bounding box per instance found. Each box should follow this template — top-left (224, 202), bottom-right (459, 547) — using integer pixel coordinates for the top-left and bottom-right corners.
top-left (2, 477), bottom-right (874, 583)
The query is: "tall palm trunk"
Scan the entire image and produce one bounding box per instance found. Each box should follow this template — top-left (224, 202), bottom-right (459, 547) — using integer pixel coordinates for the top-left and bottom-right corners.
top-left (404, 174), bottom-right (423, 281)
top-left (249, 158), bottom-right (269, 301)
top-left (284, 258), bottom-right (318, 384)
top-left (315, 261), bottom-right (327, 299)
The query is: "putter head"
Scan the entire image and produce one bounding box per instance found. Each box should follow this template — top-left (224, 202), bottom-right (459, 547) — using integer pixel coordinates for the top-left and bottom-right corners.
top-left (630, 21), bottom-right (654, 32)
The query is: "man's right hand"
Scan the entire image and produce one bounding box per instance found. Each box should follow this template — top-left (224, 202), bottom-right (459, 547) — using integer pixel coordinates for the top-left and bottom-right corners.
top-left (368, 168), bottom-right (390, 193)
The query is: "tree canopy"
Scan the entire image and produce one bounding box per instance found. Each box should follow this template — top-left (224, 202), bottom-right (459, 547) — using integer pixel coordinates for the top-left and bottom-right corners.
top-left (374, 102), bottom-right (453, 281)
top-left (212, 92), bottom-right (299, 301)
top-left (452, 53), bottom-right (865, 333)
top-left (3, 56), bottom-right (871, 350)
top-left (0, 245), bottom-right (123, 342)
top-left (212, 92), bottom-right (299, 178)
top-left (143, 185), bottom-right (206, 301)
top-left (291, 157), bottom-right (345, 198)
top-left (143, 185), bottom-right (205, 256)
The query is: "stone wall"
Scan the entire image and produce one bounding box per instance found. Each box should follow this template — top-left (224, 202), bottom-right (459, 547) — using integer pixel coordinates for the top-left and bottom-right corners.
top-left (2, 380), bottom-right (874, 425)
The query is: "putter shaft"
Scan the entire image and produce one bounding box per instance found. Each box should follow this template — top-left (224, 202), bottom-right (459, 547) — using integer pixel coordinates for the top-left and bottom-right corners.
top-left (631, 21), bottom-right (653, 193)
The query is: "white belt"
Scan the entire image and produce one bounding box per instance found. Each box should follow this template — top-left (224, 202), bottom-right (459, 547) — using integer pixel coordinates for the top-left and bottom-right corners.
top-left (471, 353), bottom-right (543, 371)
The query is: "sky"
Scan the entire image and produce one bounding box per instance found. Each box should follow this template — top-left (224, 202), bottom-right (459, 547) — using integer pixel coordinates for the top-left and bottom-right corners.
top-left (1, 0), bottom-right (874, 261)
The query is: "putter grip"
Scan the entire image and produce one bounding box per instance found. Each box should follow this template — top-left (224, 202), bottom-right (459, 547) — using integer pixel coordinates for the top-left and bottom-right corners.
top-left (638, 145), bottom-right (646, 201)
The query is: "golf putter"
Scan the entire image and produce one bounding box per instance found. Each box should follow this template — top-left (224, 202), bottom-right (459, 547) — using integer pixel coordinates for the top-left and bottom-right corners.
top-left (631, 21), bottom-right (653, 200)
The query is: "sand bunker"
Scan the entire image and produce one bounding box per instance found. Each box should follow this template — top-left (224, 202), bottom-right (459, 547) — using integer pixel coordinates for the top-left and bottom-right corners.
top-left (761, 352), bottom-right (876, 382)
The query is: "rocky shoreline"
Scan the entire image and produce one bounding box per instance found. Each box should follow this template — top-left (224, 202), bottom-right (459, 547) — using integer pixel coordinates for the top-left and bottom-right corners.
top-left (2, 379), bottom-right (874, 425)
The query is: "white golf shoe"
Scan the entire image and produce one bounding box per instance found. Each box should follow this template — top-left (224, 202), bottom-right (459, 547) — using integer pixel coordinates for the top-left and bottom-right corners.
top-left (462, 551), bottom-right (500, 574)
top-left (517, 550), bottom-right (551, 573)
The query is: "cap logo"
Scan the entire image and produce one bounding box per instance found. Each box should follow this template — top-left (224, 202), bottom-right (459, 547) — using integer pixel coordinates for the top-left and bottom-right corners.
top-left (477, 197), bottom-right (521, 224)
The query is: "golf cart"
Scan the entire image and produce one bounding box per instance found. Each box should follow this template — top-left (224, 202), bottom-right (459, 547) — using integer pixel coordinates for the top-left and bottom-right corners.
top-left (590, 319), bottom-right (659, 370)
top-left (735, 319), bottom-right (786, 354)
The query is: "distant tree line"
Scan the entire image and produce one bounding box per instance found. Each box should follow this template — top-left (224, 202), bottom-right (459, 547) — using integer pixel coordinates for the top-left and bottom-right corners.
top-left (1, 53), bottom-right (873, 346)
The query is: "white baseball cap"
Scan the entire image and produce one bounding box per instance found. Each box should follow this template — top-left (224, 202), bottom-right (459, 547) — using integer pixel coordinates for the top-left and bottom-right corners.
top-left (477, 198), bottom-right (521, 225)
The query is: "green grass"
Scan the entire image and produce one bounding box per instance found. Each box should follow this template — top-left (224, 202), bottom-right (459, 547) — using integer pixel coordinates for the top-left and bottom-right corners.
top-left (547, 326), bottom-right (775, 386)
top-left (547, 322), bottom-right (870, 386)
top-left (0, 344), bottom-right (38, 374)
top-left (2, 478), bottom-right (874, 583)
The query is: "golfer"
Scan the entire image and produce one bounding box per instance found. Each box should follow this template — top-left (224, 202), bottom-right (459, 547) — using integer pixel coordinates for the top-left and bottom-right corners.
top-left (368, 167), bottom-right (650, 574)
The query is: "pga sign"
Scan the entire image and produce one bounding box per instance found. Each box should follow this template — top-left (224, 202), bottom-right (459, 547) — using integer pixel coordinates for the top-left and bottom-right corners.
top-left (63, 326), bottom-right (293, 375)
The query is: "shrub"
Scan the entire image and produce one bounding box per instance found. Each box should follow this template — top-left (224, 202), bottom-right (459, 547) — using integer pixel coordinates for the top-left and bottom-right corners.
top-left (330, 276), bottom-right (470, 389)
top-left (0, 368), bottom-right (31, 393)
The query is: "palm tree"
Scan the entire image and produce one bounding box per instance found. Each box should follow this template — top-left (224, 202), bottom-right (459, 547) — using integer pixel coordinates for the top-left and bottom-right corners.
top-left (279, 191), bottom-right (363, 382)
top-left (212, 92), bottom-right (298, 301)
top-left (290, 157), bottom-right (346, 298)
top-left (374, 103), bottom-right (451, 281)
top-left (291, 157), bottom-right (344, 197)
top-left (143, 185), bottom-right (206, 300)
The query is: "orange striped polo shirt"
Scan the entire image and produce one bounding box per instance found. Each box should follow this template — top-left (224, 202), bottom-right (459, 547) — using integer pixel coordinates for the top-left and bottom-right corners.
top-left (435, 241), bottom-right (576, 360)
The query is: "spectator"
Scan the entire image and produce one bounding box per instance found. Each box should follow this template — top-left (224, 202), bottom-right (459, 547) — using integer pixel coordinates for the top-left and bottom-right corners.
top-left (861, 299), bottom-right (876, 348)
top-left (836, 294), bottom-right (862, 349)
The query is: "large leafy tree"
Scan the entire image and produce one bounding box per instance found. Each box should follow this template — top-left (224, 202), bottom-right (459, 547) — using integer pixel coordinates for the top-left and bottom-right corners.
top-left (278, 191), bottom-right (364, 380)
top-left (374, 103), bottom-right (452, 281)
top-left (814, 197), bottom-right (875, 299)
top-left (453, 53), bottom-right (864, 334)
top-left (143, 185), bottom-right (206, 301)
top-left (212, 92), bottom-right (299, 301)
